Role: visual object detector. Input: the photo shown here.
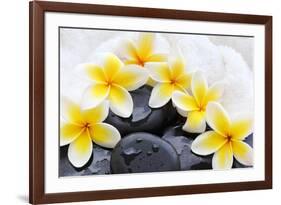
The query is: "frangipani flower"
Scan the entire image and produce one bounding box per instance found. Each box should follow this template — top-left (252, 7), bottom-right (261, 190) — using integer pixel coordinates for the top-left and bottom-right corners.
top-left (60, 99), bottom-right (121, 168)
top-left (81, 53), bottom-right (148, 118)
top-left (191, 102), bottom-right (253, 170)
top-left (118, 33), bottom-right (169, 86)
top-left (146, 56), bottom-right (192, 108)
top-left (121, 33), bottom-right (167, 67)
top-left (172, 72), bottom-right (224, 133)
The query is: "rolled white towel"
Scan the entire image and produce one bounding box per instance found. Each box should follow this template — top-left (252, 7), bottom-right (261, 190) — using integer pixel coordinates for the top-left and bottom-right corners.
top-left (178, 35), bottom-right (254, 119)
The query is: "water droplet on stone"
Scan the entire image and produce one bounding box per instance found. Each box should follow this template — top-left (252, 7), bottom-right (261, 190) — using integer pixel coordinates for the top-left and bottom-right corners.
top-left (152, 144), bottom-right (159, 152)
top-left (123, 147), bottom-right (142, 155)
top-left (136, 138), bottom-right (143, 143)
top-left (121, 147), bottom-right (142, 166)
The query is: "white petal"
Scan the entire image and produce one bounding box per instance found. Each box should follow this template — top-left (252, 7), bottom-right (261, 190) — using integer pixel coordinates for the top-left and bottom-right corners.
top-left (176, 107), bottom-right (188, 117)
top-left (191, 71), bottom-right (208, 106)
top-left (183, 111), bottom-right (206, 133)
top-left (206, 102), bottom-right (231, 137)
top-left (83, 63), bottom-right (107, 83)
top-left (103, 53), bottom-right (123, 79)
top-left (145, 62), bottom-right (171, 82)
top-left (212, 142), bottom-right (233, 170)
top-left (90, 123), bottom-right (121, 148)
top-left (68, 131), bottom-right (93, 168)
top-left (232, 140), bottom-right (253, 166)
top-left (108, 85), bottom-right (133, 118)
top-left (137, 33), bottom-right (154, 59)
top-left (113, 65), bottom-right (148, 91)
top-left (191, 131), bottom-right (227, 155)
top-left (81, 101), bottom-right (109, 124)
top-left (60, 123), bottom-right (82, 146)
top-left (149, 83), bottom-right (174, 108)
top-left (230, 117), bottom-right (253, 140)
top-left (204, 82), bottom-right (224, 106)
top-left (81, 84), bottom-right (110, 110)
top-left (61, 97), bottom-right (83, 124)
top-left (172, 90), bottom-right (198, 112)
top-left (168, 56), bottom-right (185, 79)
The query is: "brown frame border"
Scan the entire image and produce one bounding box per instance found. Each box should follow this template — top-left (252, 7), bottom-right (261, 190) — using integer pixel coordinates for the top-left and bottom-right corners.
top-left (29, 1), bottom-right (272, 204)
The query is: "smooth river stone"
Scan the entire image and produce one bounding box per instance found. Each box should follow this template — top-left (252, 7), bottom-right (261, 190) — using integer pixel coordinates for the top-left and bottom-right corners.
top-left (162, 133), bottom-right (212, 170)
top-left (110, 132), bottom-right (181, 174)
top-left (59, 144), bottom-right (112, 177)
top-left (162, 124), bottom-right (212, 139)
top-left (245, 133), bottom-right (253, 147)
top-left (105, 85), bottom-right (177, 136)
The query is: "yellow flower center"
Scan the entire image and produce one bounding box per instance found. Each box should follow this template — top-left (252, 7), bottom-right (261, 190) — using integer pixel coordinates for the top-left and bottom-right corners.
top-left (106, 79), bottom-right (113, 87)
top-left (83, 122), bottom-right (91, 129)
top-left (226, 135), bottom-right (232, 142)
top-left (197, 103), bottom-right (206, 112)
top-left (136, 55), bottom-right (146, 67)
top-left (198, 106), bottom-right (205, 112)
top-left (170, 79), bottom-right (177, 85)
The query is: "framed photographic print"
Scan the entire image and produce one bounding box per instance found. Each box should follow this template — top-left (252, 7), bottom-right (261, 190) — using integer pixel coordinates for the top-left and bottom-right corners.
top-left (29, 1), bottom-right (272, 204)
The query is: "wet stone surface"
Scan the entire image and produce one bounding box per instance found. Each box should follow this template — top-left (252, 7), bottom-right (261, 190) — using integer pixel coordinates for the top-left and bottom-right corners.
top-left (110, 132), bottom-right (181, 174)
top-left (245, 133), bottom-right (253, 147)
top-left (163, 124), bottom-right (198, 139)
top-left (59, 144), bottom-right (112, 177)
top-left (105, 85), bottom-right (177, 136)
top-left (163, 124), bottom-right (212, 139)
top-left (162, 128), bottom-right (212, 170)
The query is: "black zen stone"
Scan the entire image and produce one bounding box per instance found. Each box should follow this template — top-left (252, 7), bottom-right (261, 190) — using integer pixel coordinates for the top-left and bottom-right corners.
top-left (162, 124), bottom-right (210, 139)
top-left (105, 85), bottom-right (177, 136)
top-left (162, 134), bottom-right (212, 170)
top-left (233, 133), bottom-right (253, 168)
top-left (59, 144), bottom-right (112, 177)
top-left (110, 132), bottom-right (180, 174)
top-left (245, 133), bottom-right (253, 147)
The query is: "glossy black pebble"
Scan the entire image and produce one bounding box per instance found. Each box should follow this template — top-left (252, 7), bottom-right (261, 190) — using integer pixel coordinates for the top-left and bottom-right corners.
top-left (163, 124), bottom-right (212, 139)
top-left (59, 144), bottom-right (112, 177)
top-left (105, 85), bottom-right (177, 136)
top-left (111, 132), bottom-right (181, 174)
top-left (162, 134), bottom-right (212, 170)
top-left (245, 133), bottom-right (253, 147)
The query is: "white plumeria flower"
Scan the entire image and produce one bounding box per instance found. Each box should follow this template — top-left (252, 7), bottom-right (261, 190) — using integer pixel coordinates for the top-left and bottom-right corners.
top-left (60, 99), bottom-right (121, 168)
top-left (121, 33), bottom-right (168, 67)
top-left (191, 102), bottom-right (253, 170)
top-left (172, 72), bottom-right (224, 133)
top-left (119, 33), bottom-right (169, 86)
top-left (146, 56), bottom-right (192, 108)
top-left (81, 53), bottom-right (148, 118)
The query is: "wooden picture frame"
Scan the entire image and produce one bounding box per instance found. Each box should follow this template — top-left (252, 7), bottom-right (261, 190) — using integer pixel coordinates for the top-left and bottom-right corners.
top-left (29, 1), bottom-right (272, 204)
